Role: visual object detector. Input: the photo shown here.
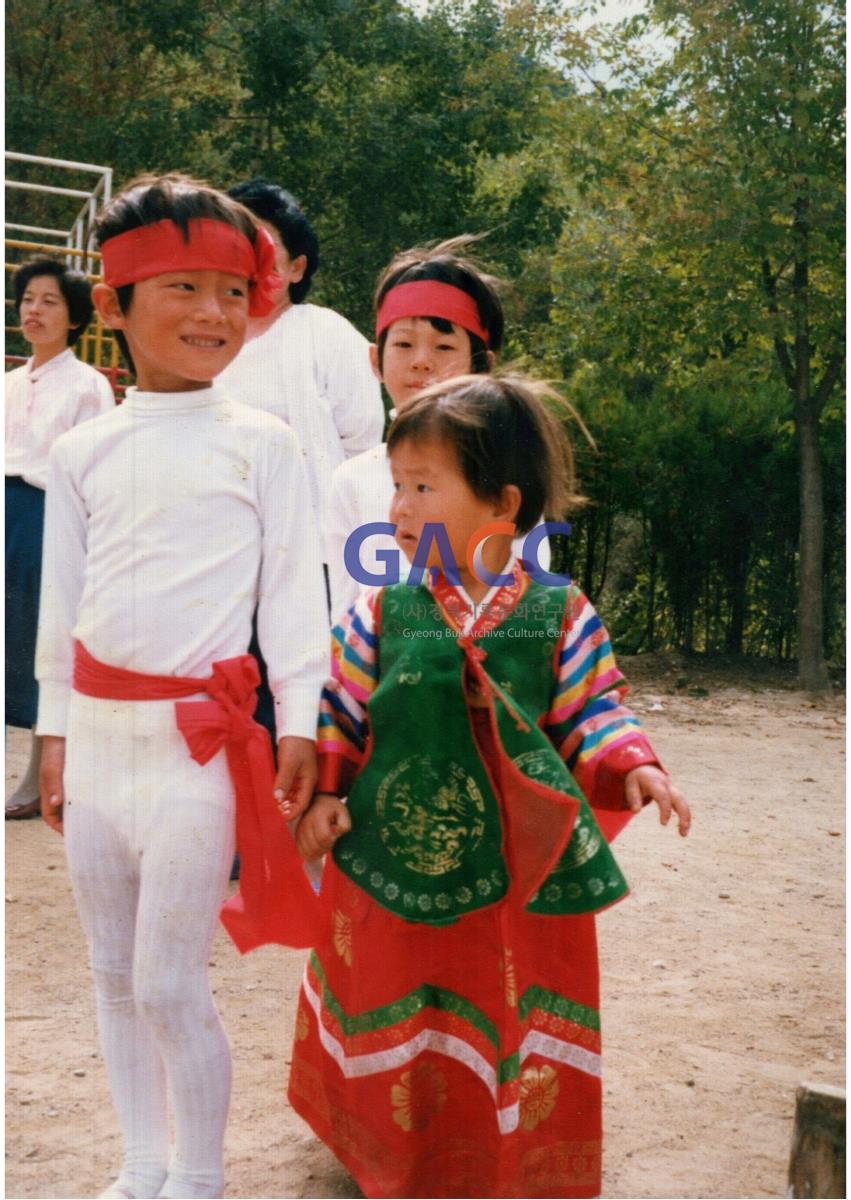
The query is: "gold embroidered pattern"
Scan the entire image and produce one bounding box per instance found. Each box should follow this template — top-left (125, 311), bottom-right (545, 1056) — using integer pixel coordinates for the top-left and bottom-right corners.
top-left (559, 820), bottom-right (603, 869)
top-left (519, 1064), bottom-right (559, 1131)
top-left (295, 1005), bottom-right (310, 1042)
top-left (502, 947), bottom-right (518, 1008)
top-left (512, 751), bottom-right (602, 870)
top-left (333, 909), bottom-right (353, 966)
top-left (377, 756), bottom-right (486, 876)
top-left (511, 748), bottom-right (561, 782)
top-left (391, 1060), bottom-right (448, 1132)
top-left (520, 1139), bottom-right (601, 1190)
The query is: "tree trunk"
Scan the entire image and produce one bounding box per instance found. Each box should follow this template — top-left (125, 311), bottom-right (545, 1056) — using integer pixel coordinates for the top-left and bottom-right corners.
top-left (597, 503), bottom-right (613, 596)
top-left (763, 190), bottom-right (836, 692)
top-left (583, 509), bottom-right (597, 599)
top-left (725, 551), bottom-right (748, 655)
top-left (796, 403), bottom-right (828, 689)
top-left (683, 600), bottom-right (694, 655)
top-left (791, 197), bottom-right (829, 691)
top-left (646, 543), bottom-right (656, 651)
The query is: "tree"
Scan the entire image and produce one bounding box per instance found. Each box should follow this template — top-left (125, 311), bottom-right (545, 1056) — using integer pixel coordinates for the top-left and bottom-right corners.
top-left (6, 0), bottom-right (564, 334)
top-left (539, 0), bottom-right (843, 685)
top-left (661, 0), bottom-right (843, 689)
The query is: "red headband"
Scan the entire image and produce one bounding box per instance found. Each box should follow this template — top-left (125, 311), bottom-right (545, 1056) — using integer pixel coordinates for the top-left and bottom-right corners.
top-left (375, 280), bottom-right (489, 346)
top-left (100, 217), bottom-right (282, 317)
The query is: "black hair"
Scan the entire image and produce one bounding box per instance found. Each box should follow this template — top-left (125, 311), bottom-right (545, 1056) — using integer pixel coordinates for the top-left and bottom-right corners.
top-left (386, 374), bottom-right (584, 534)
top-left (13, 256), bottom-right (94, 347)
top-left (227, 178), bottom-right (319, 303)
top-left (93, 172), bottom-right (261, 371)
top-left (374, 236), bottom-right (504, 373)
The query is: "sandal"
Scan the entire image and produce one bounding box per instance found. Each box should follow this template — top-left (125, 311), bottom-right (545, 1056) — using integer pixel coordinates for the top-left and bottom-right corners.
top-left (5, 798), bottom-right (41, 820)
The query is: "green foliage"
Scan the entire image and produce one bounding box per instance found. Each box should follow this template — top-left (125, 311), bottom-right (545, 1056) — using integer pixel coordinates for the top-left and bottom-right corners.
top-left (536, 0), bottom-right (844, 670)
top-left (5, 0), bottom-right (844, 668)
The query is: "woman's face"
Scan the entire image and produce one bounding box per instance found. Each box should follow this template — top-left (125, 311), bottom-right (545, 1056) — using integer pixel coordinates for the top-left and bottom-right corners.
top-left (18, 274), bottom-right (74, 352)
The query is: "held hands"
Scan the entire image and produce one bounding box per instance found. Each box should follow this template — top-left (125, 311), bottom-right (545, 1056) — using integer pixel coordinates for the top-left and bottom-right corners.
top-left (274, 736), bottom-right (317, 820)
top-left (295, 794), bottom-right (352, 860)
top-left (624, 765), bottom-right (691, 837)
top-left (39, 735), bottom-right (66, 835)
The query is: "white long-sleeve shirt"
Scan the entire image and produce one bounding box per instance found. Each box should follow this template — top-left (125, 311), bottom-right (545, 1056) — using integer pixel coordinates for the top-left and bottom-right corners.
top-left (326, 443), bottom-right (398, 619)
top-left (326, 444), bottom-right (553, 622)
top-left (217, 303), bottom-right (384, 540)
top-left (5, 349), bottom-right (114, 488)
top-left (36, 386), bottom-right (328, 741)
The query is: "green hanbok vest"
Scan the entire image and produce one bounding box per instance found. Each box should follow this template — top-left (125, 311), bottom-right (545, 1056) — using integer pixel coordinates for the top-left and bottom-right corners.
top-left (333, 581), bottom-right (628, 925)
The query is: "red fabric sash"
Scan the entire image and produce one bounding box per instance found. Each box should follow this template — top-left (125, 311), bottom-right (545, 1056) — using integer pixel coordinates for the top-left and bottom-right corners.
top-left (72, 639), bottom-right (321, 953)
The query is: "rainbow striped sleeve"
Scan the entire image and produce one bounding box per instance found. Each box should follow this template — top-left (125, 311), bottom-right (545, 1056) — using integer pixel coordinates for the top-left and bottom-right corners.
top-left (316, 589), bottom-right (380, 795)
top-left (544, 586), bottom-right (659, 804)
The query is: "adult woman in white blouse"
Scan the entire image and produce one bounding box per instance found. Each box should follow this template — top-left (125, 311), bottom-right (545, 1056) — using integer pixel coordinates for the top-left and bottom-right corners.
top-left (5, 257), bottom-right (114, 817)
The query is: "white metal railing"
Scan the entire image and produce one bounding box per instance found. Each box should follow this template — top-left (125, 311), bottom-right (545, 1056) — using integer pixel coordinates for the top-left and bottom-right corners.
top-left (4, 153), bottom-right (127, 386)
top-left (5, 151), bottom-right (113, 273)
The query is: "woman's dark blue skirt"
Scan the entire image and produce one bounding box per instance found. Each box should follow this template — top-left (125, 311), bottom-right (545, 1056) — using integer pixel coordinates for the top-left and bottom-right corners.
top-left (6, 476), bottom-right (45, 728)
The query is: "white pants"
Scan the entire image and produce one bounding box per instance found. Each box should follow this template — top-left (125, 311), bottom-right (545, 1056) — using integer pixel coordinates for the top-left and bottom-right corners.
top-left (64, 694), bottom-right (236, 1199)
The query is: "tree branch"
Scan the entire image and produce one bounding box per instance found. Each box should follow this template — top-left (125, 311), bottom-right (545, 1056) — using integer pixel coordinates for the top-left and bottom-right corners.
top-left (574, 61), bottom-right (732, 171)
top-left (761, 259), bottom-right (795, 391)
top-left (813, 351), bottom-right (845, 415)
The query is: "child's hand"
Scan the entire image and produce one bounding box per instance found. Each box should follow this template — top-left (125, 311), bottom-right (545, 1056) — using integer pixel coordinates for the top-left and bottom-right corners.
top-left (274, 736), bottom-right (317, 820)
top-left (39, 735), bottom-right (66, 835)
top-left (624, 765), bottom-right (691, 837)
top-left (296, 794), bottom-right (352, 860)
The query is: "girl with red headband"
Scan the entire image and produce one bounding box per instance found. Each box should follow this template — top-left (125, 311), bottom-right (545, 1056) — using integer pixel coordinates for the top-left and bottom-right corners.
top-left (290, 373), bottom-right (690, 1199)
top-left (35, 174), bottom-right (328, 1199)
top-left (325, 236), bottom-right (539, 618)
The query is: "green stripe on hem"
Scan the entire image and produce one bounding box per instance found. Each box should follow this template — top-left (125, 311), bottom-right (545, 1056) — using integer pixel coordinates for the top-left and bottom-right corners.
top-left (519, 985), bottom-right (600, 1032)
top-left (309, 953), bottom-right (500, 1047)
top-left (307, 956), bottom-right (600, 1053)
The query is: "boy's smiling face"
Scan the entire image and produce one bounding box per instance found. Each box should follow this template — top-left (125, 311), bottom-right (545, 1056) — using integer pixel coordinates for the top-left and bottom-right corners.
top-left (98, 268), bottom-right (250, 392)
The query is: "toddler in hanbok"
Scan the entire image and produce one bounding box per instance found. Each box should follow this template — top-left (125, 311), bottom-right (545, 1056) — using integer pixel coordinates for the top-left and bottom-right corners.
top-left (289, 373), bottom-right (690, 1199)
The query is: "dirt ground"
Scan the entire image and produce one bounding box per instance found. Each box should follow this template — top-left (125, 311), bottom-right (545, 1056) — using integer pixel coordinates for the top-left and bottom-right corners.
top-left (5, 656), bottom-right (845, 1200)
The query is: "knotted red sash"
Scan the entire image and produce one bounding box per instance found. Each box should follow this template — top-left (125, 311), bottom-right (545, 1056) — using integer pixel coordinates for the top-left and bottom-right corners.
top-left (73, 639), bottom-right (321, 953)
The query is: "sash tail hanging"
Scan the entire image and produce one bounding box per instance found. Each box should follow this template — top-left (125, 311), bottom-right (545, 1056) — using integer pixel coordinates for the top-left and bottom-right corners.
top-left (73, 639), bottom-right (321, 952)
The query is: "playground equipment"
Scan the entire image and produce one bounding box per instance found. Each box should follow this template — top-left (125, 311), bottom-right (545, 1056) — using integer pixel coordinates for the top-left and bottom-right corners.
top-left (4, 152), bottom-right (129, 397)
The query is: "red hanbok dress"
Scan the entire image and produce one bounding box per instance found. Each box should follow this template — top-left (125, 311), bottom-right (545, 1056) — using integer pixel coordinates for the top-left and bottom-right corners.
top-left (289, 563), bottom-right (661, 1198)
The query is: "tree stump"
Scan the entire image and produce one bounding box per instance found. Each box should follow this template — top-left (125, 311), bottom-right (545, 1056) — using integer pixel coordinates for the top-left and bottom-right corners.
top-left (788, 1082), bottom-right (846, 1199)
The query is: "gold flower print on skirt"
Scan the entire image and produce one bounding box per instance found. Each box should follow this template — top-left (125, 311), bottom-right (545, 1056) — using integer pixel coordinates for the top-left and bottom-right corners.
top-left (391, 1060), bottom-right (448, 1132)
top-left (519, 1063), bottom-right (560, 1131)
top-left (333, 909), bottom-right (353, 966)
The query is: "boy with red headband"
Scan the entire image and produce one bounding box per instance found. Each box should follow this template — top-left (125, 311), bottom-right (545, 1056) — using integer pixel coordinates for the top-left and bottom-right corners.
top-left (35, 174), bottom-right (327, 1199)
top-left (325, 237), bottom-right (549, 618)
